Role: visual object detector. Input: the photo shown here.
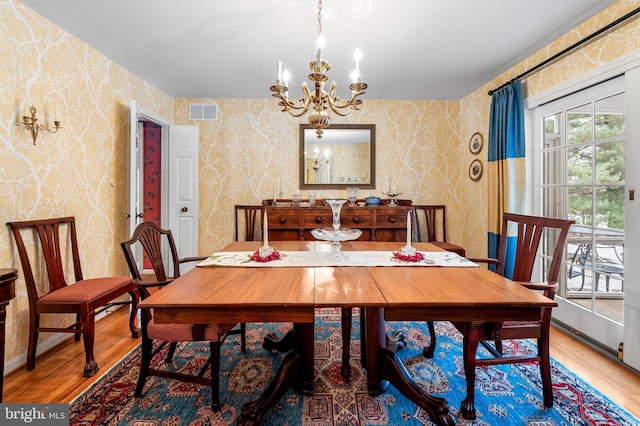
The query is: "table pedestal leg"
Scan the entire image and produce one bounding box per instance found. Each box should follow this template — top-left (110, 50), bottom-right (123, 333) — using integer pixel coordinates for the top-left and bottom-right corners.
top-left (364, 307), bottom-right (455, 426)
top-left (238, 323), bottom-right (313, 425)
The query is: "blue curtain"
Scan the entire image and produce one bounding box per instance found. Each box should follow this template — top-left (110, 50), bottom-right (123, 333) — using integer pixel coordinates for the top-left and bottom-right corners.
top-left (487, 81), bottom-right (526, 278)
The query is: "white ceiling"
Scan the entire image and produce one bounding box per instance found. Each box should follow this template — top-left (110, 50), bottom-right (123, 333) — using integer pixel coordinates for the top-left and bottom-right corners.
top-left (20, 0), bottom-right (617, 100)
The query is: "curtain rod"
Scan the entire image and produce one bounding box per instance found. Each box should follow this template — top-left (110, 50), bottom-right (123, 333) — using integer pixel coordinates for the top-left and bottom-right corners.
top-left (487, 6), bottom-right (640, 96)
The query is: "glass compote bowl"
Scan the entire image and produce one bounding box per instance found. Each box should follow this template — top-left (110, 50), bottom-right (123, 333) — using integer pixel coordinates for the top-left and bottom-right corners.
top-left (312, 199), bottom-right (362, 261)
top-left (382, 191), bottom-right (402, 207)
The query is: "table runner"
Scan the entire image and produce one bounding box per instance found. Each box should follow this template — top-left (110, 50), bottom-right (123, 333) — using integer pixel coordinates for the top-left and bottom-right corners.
top-left (197, 250), bottom-right (478, 268)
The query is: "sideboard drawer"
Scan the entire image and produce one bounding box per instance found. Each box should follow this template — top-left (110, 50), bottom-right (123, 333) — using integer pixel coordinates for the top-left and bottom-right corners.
top-left (269, 214), bottom-right (299, 227)
top-left (340, 214), bottom-right (372, 227)
top-left (303, 214), bottom-right (331, 227)
top-left (377, 213), bottom-right (407, 228)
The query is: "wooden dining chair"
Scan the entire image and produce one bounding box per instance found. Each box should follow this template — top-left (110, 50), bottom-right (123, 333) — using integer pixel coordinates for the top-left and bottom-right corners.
top-left (121, 221), bottom-right (244, 410)
top-left (7, 216), bottom-right (140, 377)
top-left (450, 213), bottom-right (574, 420)
top-left (412, 205), bottom-right (465, 256)
top-left (234, 205), bottom-right (262, 242)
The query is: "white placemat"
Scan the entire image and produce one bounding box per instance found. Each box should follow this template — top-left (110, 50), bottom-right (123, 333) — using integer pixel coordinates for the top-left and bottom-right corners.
top-left (197, 250), bottom-right (478, 268)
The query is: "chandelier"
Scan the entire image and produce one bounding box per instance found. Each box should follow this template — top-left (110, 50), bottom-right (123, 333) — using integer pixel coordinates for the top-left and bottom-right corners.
top-left (270, 0), bottom-right (367, 139)
top-left (309, 144), bottom-right (330, 172)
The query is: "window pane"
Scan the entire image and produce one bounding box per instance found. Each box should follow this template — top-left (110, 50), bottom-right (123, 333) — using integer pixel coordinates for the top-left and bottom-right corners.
top-left (595, 93), bottom-right (625, 140)
top-left (595, 186), bottom-right (624, 229)
top-left (567, 145), bottom-right (592, 184)
top-left (595, 140), bottom-right (625, 184)
top-left (568, 186), bottom-right (592, 226)
top-left (567, 104), bottom-right (592, 145)
top-left (542, 186), bottom-right (564, 217)
top-left (543, 150), bottom-right (564, 185)
top-left (544, 113), bottom-right (562, 148)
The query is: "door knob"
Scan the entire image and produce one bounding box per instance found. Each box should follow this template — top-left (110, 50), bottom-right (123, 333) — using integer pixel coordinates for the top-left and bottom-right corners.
top-left (181, 207), bottom-right (188, 212)
top-left (136, 213), bottom-right (143, 218)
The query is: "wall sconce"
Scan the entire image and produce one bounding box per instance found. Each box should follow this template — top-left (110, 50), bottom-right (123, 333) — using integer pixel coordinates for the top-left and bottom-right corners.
top-left (15, 106), bottom-right (62, 145)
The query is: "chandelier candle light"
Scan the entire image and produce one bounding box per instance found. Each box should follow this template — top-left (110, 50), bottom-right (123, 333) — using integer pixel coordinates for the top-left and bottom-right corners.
top-left (270, 0), bottom-right (368, 139)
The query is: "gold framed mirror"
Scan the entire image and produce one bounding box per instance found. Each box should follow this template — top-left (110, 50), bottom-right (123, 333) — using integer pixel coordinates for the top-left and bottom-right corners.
top-left (299, 124), bottom-right (375, 189)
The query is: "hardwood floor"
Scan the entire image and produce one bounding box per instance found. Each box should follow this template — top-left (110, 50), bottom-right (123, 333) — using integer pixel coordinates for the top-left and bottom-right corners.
top-left (3, 307), bottom-right (640, 419)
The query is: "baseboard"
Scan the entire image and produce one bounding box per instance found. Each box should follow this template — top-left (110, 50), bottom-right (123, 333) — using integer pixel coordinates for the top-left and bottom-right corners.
top-left (551, 319), bottom-right (640, 376)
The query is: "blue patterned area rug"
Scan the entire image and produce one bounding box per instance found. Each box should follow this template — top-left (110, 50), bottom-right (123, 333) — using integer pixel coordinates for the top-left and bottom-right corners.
top-left (70, 308), bottom-right (639, 425)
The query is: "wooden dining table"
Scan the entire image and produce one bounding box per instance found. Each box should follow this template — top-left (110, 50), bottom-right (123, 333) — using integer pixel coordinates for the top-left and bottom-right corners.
top-left (138, 240), bottom-right (556, 425)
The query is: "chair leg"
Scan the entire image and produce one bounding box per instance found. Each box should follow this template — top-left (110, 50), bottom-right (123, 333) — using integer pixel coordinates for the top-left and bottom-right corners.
top-left (494, 339), bottom-right (503, 355)
top-left (459, 335), bottom-right (479, 421)
top-left (538, 333), bottom-right (554, 408)
top-left (80, 311), bottom-right (98, 377)
top-left (578, 270), bottom-right (586, 291)
top-left (26, 313), bottom-right (39, 371)
top-left (166, 342), bottom-right (178, 363)
top-left (135, 333), bottom-right (153, 397)
top-left (240, 323), bottom-right (247, 353)
top-left (422, 321), bottom-right (436, 358)
top-left (341, 307), bottom-right (352, 382)
top-left (128, 289), bottom-right (141, 338)
top-left (359, 308), bottom-right (367, 368)
top-left (74, 314), bottom-right (81, 342)
top-left (210, 341), bottom-right (221, 411)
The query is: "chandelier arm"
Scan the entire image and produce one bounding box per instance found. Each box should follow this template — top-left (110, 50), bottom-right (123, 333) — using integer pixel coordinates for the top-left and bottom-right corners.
top-left (273, 95), bottom-right (311, 112)
top-left (326, 82), bottom-right (365, 116)
top-left (281, 104), bottom-right (312, 118)
top-left (272, 83), bottom-right (314, 117)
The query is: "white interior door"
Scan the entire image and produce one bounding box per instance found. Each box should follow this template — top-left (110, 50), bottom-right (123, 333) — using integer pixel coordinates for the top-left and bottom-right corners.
top-left (127, 100), bottom-right (142, 236)
top-left (128, 101), bottom-right (199, 273)
top-left (168, 125), bottom-right (199, 268)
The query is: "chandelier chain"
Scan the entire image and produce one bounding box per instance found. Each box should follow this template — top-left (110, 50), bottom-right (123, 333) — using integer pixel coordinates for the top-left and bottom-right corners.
top-left (317, 0), bottom-right (322, 37)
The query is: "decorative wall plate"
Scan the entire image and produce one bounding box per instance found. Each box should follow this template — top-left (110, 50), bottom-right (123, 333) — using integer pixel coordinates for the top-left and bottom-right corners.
top-left (469, 132), bottom-right (483, 155)
top-left (469, 159), bottom-right (483, 181)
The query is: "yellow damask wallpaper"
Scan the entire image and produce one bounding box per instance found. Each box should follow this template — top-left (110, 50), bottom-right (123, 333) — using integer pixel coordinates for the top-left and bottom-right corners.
top-left (0, 0), bottom-right (638, 373)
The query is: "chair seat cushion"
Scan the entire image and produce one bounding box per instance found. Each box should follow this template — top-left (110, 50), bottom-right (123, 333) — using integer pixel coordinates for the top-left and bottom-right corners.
top-left (148, 320), bottom-right (234, 342)
top-left (38, 276), bottom-right (133, 303)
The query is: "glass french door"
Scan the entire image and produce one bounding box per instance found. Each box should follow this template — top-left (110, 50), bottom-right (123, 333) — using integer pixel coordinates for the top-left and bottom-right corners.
top-left (533, 76), bottom-right (625, 353)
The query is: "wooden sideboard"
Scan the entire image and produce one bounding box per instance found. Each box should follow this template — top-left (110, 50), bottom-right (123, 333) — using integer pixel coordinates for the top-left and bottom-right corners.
top-left (0, 268), bottom-right (17, 402)
top-left (263, 203), bottom-right (413, 242)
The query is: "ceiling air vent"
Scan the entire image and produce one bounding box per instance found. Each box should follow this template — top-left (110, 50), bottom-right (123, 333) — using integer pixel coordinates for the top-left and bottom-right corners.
top-left (189, 103), bottom-right (218, 121)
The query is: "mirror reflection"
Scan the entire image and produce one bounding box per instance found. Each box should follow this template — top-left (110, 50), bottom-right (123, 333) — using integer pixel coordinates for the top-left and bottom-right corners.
top-left (299, 124), bottom-right (375, 189)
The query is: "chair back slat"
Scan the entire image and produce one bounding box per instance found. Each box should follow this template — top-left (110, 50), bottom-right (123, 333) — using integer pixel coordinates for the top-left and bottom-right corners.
top-left (7, 217), bottom-right (84, 298)
top-left (234, 205), bottom-right (262, 241)
top-left (412, 205), bottom-right (447, 242)
top-left (121, 222), bottom-right (182, 297)
top-left (496, 213), bottom-right (574, 285)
